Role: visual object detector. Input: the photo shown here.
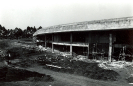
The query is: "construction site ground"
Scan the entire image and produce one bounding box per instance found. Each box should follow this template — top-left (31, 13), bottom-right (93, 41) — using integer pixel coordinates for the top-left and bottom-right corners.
top-left (0, 39), bottom-right (133, 86)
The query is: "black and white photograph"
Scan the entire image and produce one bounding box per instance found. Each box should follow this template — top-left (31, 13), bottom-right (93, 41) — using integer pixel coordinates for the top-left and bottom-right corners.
top-left (0, 0), bottom-right (133, 86)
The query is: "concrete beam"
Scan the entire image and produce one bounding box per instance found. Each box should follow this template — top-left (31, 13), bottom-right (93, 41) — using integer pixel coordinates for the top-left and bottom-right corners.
top-left (52, 42), bottom-right (88, 47)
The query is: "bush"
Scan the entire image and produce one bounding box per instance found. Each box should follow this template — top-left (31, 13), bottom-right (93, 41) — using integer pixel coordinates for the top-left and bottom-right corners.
top-left (0, 40), bottom-right (9, 49)
top-left (5, 47), bottom-right (39, 60)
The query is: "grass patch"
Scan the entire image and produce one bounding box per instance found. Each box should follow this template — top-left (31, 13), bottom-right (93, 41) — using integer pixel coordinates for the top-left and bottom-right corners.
top-left (11, 59), bottom-right (37, 68)
top-left (18, 38), bottom-right (33, 42)
top-left (6, 47), bottom-right (41, 60)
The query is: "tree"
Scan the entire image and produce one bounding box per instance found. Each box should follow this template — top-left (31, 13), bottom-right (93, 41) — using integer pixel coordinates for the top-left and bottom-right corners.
top-left (0, 26), bottom-right (8, 38)
top-left (0, 25), bottom-right (38, 39)
top-left (14, 27), bottom-right (23, 39)
top-left (33, 26), bottom-right (37, 32)
top-left (37, 26), bottom-right (42, 30)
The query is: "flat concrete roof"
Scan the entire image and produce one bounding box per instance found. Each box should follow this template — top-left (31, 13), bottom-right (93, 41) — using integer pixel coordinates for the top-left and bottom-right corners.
top-left (33, 16), bottom-right (133, 36)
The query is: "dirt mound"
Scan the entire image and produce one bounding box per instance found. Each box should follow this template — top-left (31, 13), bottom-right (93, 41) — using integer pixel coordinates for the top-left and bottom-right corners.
top-left (44, 60), bottom-right (120, 81)
top-left (0, 67), bottom-right (53, 82)
top-left (35, 52), bottom-right (120, 81)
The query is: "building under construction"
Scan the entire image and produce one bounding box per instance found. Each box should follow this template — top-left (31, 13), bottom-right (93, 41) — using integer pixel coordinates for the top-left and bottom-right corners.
top-left (33, 17), bottom-right (133, 62)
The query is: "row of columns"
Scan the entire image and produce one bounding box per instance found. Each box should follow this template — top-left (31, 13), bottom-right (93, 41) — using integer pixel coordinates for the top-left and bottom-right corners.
top-left (43, 33), bottom-right (112, 62)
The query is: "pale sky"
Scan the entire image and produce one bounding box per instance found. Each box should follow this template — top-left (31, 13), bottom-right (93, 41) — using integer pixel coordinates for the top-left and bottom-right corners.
top-left (0, 0), bottom-right (133, 30)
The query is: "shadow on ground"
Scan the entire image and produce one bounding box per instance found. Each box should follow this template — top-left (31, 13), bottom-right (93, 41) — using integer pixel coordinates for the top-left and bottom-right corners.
top-left (0, 67), bottom-right (54, 82)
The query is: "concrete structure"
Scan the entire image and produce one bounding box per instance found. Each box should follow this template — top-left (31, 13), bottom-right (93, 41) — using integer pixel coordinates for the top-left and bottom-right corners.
top-left (33, 16), bottom-right (133, 62)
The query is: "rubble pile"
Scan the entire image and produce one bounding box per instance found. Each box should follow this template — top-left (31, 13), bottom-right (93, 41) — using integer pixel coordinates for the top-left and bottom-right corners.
top-left (36, 51), bottom-right (120, 81)
top-left (98, 61), bottom-right (133, 70)
top-left (43, 60), bottom-right (119, 81)
top-left (73, 55), bottom-right (87, 61)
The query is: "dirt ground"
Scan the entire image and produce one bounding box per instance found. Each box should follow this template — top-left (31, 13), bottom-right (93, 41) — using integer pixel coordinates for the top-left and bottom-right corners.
top-left (0, 62), bottom-right (130, 86)
top-left (0, 39), bottom-right (132, 86)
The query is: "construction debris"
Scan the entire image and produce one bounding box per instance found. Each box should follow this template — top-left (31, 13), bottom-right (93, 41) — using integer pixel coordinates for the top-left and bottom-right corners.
top-left (98, 61), bottom-right (133, 70)
top-left (73, 55), bottom-right (87, 61)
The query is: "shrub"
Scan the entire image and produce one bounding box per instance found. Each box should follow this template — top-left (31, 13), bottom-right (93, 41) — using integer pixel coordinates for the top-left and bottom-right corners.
top-left (0, 40), bottom-right (9, 49)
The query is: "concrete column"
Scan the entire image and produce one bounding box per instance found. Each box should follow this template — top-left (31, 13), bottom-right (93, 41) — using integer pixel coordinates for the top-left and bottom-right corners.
top-left (52, 34), bottom-right (54, 42)
top-left (52, 43), bottom-right (54, 53)
top-left (88, 43), bottom-right (89, 58)
top-left (70, 33), bottom-right (73, 55)
top-left (45, 35), bottom-right (47, 48)
top-left (108, 34), bottom-right (112, 62)
top-left (70, 45), bottom-right (72, 55)
top-left (52, 34), bottom-right (54, 52)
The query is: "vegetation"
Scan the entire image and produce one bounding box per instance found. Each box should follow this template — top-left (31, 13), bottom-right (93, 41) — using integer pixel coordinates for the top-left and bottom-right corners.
top-left (0, 40), bottom-right (10, 49)
top-left (0, 25), bottom-right (42, 39)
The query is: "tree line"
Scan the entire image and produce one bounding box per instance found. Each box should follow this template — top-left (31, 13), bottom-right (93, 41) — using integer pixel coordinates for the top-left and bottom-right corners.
top-left (0, 25), bottom-right (42, 39)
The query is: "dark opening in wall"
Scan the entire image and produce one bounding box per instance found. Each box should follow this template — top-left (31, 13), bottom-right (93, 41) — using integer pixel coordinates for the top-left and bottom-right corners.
top-left (113, 47), bottom-right (133, 61)
top-left (89, 43), bottom-right (109, 54)
top-left (60, 33), bottom-right (70, 42)
top-left (89, 43), bottom-right (109, 59)
top-left (47, 43), bottom-right (52, 48)
top-left (46, 34), bottom-right (52, 42)
top-left (115, 30), bottom-right (133, 45)
top-left (73, 46), bottom-right (88, 56)
top-left (73, 32), bottom-right (86, 43)
top-left (54, 45), bottom-right (70, 52)
top-left (37, 35), bottom-right (45, 41)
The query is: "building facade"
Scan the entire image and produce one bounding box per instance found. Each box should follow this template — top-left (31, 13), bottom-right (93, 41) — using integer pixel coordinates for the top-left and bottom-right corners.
top-left (33, 17), bottom-right (133, 62)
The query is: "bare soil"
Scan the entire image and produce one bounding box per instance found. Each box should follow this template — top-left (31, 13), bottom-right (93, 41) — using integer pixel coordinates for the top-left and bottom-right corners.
top-left (0, 39), bottom-right (132, 86)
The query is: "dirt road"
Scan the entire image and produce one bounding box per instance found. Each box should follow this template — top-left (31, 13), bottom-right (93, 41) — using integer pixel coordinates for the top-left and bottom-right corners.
top-left (0, 62), bottom-right (130, 86)
top-left (25, 65), bottom-right (130, 86)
